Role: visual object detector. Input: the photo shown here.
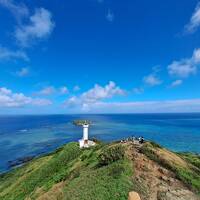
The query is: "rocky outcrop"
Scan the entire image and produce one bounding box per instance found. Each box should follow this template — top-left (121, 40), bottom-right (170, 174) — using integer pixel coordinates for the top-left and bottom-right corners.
top-left (157, 189), bottom-right (199, 200)
top-left (128, 191), bottom-right (141, 200)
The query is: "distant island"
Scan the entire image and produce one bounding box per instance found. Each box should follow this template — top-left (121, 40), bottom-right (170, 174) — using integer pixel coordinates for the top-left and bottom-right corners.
top-left (0, 140), bottom-right (199, 200)
top-left (73, 119), bottom-right (92, 126)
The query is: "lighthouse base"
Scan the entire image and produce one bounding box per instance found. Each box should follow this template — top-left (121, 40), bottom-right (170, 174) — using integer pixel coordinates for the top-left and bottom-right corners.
top-left (79, 139), bottom-right (96, 148)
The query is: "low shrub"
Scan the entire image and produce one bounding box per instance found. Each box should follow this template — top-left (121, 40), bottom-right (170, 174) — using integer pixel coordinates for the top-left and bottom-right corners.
top-left (174, 167), bottom-right (200, 192)
top-left (68, 167), bottom-right (81, 180)
top-left (180, 153), bottom-right (200, 170)
top-left (80, 154), bottom-right (88, 161)
top-left (108, 163), bottom-right (125, 178)
top-left (91, 138), bottom-right (102, 144)
top-left (150, 141), bottom-right (162, 148)
top-left (98, 145), bottom-right (125, 166)
top-left (52, 169), bottom-right (70, 183)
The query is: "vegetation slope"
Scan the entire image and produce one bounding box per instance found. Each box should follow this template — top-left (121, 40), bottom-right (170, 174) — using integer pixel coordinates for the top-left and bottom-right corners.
top-left (0, 141), bottom-right (199, 200)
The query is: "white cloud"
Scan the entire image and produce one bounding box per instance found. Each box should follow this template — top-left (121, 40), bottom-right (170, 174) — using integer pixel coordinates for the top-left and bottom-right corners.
top-left (184, 2), bottom-right (200, 34)
top-left (168, 61), bottom-right (196, 78)
top-left (0, 87), bottom-right (12, 95)
top-left (95, 99), bottom-right (200, 113)
top-left (64, 98), bottom-right (200, 113)
top-left (0, 0), bottom-right (29, 21)
top-left (37, 86), bottom-right (55, 96)
top-left (106, 10), bottom-right (114, 22)
top-left (81, 81), bottom-right (125, 103)
top-left (143, 74), bottom-right (162, 86)
top-left (0, 2), bottom-right (54, 62)
top-left (16, 67), bottom-right (30, 77)
top-left (193, 48), bottom-right (200, 63)
top-left (15, 8), bottom-right (55, 47)
top-left (0, 87), bottom-right (51, 107)
top-left (65, 96), bottom-right (80, 108)
top-left (73, 85), bottom-right (80, 92)
top-left (0, 1), bottom-right (30, 62)
top-left (64, 81), bottom-right (200, 113)
top-left (37, 86), bottom-right (70, 96)
top-left (143, 66), bottom-right (162, 86)
top-left (64, 81), bottom-right (126, 109)
top-left (60, 86), bottom-right (69, 94)
top-left (170, 80), bottom-right (183, 88)
top-left (31, 98), bottom-right (52, 106)
top-left (0, 46), bottom-right (28, 61)
top-left (168, 48), bottom-right (200, 78)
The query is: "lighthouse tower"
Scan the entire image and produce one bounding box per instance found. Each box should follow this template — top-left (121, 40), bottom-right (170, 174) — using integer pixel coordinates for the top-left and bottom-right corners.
top-left (83, 124), bottom-right (89, 141)
top-left (79, 123), bottom-right (95, 148)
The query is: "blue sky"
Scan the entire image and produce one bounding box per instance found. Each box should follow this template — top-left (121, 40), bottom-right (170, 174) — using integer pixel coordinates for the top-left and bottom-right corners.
top-left (0, 0), bottom-right (200, 114)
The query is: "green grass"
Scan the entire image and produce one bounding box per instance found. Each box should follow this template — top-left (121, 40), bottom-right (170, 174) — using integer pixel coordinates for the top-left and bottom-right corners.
top-left (98, 144), bottom-right (125, 166)
top-left (175, 167), bottom-right (200, 193)
top-left (149, 141), bottom-right (162, 148)
top-left (63, 160), bottom-right (133, 200)
top-left (62, 143), bottom-right (133, 200)
top-left (179, 153), bottom-right (200, 170)
top-left (0, 142), bottom-right (82, 200)
top-left (0, 142), bottom-right (133, 200)
top-left (1, 140), bottom-right (199, 199)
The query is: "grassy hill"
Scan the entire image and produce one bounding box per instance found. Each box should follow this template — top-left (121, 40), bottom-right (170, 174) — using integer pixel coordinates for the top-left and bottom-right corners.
top-left (0, 141), bottom-right (200, 200)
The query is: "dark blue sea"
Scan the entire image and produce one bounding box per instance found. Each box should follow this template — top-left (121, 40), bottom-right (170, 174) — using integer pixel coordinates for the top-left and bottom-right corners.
top-left (0, 113), bottom-right (200, 173)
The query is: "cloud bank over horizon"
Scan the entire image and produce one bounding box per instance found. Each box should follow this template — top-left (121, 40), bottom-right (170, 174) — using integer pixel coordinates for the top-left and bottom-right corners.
top-left (67, 99), bottom-right (200, 114)
top-left (0, 87), bottom-right (51, 108)
top-left (61, 81), bottom-right (200, 114)
top-left (1, 81), bottom-right (200, 114)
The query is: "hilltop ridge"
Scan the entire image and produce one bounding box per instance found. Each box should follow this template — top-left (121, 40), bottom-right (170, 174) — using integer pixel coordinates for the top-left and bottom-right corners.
top-left (0, 140), bottom-right (199, 200)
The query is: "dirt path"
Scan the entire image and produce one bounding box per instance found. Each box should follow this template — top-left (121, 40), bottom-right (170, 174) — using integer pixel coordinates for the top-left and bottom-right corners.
top-left (126, 143), bottom-right (199, 200)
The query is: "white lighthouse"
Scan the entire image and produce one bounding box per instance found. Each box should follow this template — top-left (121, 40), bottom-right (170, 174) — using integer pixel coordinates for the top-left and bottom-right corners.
top-left (83, 124), bottom-right (89, 141)
top-left (79, 123), bottom-right (95, 148)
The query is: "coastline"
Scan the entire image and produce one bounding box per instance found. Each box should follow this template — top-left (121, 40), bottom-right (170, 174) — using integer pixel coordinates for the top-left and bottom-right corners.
top-left (1, 113), bottom-right (200, 173)
top-left (1, 138), bottom-right (200, 175)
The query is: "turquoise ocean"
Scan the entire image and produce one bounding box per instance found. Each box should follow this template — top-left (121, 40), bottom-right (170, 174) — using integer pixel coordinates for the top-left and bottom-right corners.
top-left (0, 113), bottom-right (200, 172)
